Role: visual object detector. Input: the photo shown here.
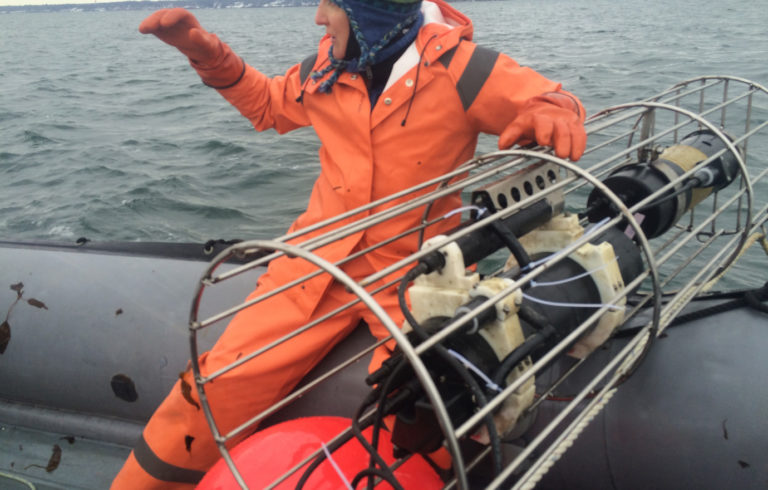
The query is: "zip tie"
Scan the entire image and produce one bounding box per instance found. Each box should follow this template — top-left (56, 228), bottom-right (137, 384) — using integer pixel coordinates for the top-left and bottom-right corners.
top-left (321, 442), bottom-right (353, 490)
top-left (454, 305), bottom-right (481, 334)
top-left (522, 292), bottom-right (623, 311)
top-left (530, 256), bottom-right (619, 288)
top-left (624, 213), bottom-right (645, 239)
top-left (443, 205), bottom-right (488, 219)
top-left (448, 348), bottom-right (503, 393)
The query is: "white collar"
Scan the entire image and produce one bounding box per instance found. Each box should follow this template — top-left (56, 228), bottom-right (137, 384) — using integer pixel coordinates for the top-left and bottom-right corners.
top-left (383, 0), bottom-right (457, 92)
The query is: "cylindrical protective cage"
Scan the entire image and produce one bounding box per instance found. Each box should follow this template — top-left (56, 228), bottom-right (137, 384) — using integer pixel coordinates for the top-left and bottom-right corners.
top-left (189, 76), bottom-right (768, 489)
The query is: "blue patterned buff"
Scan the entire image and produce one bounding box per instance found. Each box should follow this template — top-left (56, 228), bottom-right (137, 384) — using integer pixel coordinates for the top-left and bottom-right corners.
top-left (311, 0), bottom-right (424, 93)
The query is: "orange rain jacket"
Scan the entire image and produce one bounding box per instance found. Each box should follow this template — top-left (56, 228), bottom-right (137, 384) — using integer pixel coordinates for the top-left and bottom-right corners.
top-left (214, 0), bottom-right (584, 315)
top-left (112, 1), bottom-right (585, 488)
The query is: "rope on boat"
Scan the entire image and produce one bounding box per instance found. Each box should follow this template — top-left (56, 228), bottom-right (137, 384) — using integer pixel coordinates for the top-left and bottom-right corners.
top-left (516, 388), bottom-right (618, 490)
top-left (702, 230), bottom-right (767, 292)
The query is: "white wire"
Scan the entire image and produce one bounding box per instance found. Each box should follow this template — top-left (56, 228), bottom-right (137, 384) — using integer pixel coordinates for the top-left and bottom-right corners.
top-left (522, 217), bottom-right (611, 271)
top-left (522, 292), bottom-right (623, 311)
top-left (443, 205), bottom-right (488, 219)
top-left (321, 442), bottom-right (353, 490)
top-left (530, 256), bottom-right (619, 288)
top-left (447, 348), bottom-right (503, 392)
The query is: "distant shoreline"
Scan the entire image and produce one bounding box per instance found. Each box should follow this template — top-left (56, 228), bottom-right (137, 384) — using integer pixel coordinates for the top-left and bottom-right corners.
top-left (3, 1), bottom-right (315, 14)
top-left (1, 0), bottom-right (481, 14)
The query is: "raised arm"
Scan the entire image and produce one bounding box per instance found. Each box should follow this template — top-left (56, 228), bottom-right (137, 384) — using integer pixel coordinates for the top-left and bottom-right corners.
top-left (138, 8), bottom-right (244, 88)
top-left (139, 8), bottom-right (310, 133)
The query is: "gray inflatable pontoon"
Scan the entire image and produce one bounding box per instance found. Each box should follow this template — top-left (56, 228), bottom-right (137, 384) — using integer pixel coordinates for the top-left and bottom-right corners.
top-left (1, 77), bottom-right (767, 489)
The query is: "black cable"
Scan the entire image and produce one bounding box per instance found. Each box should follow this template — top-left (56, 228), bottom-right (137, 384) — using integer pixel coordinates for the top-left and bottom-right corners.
top-left (490, 304), bottom-right (559, 388)
top-left (748, 280), bottom-right (768, 309)
top-left (490, 219), bottom-right (531, 269)
top-left (745, 285), bottom-right (768, 313)
top-left (616, 281), bottom-right (768, 340)
top-left (294, 428), bottom-right (357, 489)
top-left (543, 282), bottom-right (768, 404)
top-left (491, 333), bottom-right (547, 389)
top-left (367, 359), bottom-right (412, 489)
top-left (351, 468), bottom-right (405, 489)
top-left (400, 34), bottom-right (437, 127)
top-left (690, 289), bottom-right (761, 301)
top-left (351, 391), bottom-right (403, 490)
top-left (295, 389), bottom-right (381, 490)
top-left (398, 264), bottom-right (431, 342)
top-left (295, 382), bottom-right (415, 490)
top-left (577, 201), bottom-right (601, 221)
top-left (396, 264), bottom-right (504, 475)
top-left (627, 287), bottom-right (761, 307)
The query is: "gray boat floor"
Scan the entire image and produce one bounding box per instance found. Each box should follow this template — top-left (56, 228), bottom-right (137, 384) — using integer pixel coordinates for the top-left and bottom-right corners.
top-left (2, 296), bottom-right (765, 489)
top-left (0, 423), bottom-right (131, 490)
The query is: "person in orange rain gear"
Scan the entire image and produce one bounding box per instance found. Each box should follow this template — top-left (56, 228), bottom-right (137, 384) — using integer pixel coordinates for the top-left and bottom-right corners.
top-left (112, 0), bottom-right (587, 487)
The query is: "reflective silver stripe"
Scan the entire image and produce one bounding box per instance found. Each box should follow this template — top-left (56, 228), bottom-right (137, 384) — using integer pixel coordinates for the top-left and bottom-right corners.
top-left (133, 433), bottom-right (206, 484)
top-left (456, 45), bottom-right (500, 111)
top-left (299, 53), bottom-right (319, 85)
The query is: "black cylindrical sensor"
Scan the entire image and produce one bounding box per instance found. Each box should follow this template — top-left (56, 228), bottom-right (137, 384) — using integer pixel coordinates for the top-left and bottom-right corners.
top-left (586, 129), bottom-right (740, 238)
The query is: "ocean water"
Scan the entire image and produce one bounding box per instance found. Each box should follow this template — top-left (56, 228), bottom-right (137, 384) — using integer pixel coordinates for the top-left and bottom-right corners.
top-left (1, 0), bottom-right (767, 273)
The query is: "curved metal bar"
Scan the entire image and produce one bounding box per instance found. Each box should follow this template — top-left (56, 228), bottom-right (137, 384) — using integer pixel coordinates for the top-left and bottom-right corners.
top-left (190, 239), bottom-right (469, 489)
top-left (665, 75), bottom-right (768, 97)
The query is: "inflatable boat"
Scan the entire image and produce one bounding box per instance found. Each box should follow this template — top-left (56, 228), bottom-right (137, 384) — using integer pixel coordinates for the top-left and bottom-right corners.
top-left (1, 76), bottom-right (767, 489)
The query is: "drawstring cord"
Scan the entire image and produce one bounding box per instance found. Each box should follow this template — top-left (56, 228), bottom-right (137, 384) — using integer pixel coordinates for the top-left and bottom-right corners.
top-left (296, 54), bottom-right (331, 103)
top-left (295, 75), bottom-right (312, 104)
top-left (401, 34), bottom-right (437, 127)
top-left (296, 33), bottom-right (435, 121)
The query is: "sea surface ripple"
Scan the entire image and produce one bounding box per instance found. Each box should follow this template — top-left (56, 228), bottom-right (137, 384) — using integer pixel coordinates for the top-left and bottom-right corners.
top-left (1, 0), bottom-right (767, 286)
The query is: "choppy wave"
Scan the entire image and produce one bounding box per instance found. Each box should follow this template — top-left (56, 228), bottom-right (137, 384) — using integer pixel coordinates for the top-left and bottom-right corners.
top-left (1, 0), bottom-right (767, 265)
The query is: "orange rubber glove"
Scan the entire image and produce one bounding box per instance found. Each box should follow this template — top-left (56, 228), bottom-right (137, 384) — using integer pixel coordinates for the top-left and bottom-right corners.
top-left (498, 92), bottom-right (587, 161)
top-left (139, 8), bottom-right (244, 88)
